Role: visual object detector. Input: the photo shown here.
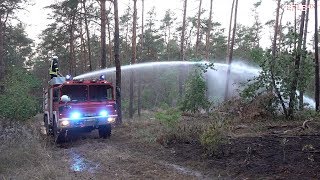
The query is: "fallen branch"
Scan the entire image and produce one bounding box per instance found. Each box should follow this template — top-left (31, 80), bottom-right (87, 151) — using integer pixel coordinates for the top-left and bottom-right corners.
top-left (302, 119), bottom-right (312, 130)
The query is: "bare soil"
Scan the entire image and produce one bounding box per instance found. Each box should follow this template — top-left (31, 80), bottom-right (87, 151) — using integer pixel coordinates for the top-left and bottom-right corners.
top-left (1, 114), bottom-right (320, 179)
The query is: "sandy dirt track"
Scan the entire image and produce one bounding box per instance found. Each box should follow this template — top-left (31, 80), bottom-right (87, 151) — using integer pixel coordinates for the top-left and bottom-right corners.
top-left (36, 114), bottom-right (214, 180)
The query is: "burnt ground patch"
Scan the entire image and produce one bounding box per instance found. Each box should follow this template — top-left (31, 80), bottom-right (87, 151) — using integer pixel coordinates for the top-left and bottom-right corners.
top-left (167, 134), bottom-right (320, 179)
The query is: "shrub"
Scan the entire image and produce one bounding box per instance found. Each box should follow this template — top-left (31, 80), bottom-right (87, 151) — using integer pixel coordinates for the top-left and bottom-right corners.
top-left (200, 121), bottom-right (228, 155)
top-left (159, 102), bottom-right (170, 110)
top-left (155, 108), bottom-right (181, 130)
top-left (180, 70), bottom-right (211, 113)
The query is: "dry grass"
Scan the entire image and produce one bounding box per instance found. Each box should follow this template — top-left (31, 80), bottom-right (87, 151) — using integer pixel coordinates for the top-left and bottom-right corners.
top-left (0, 112), bottom-right (198, 180)
top-left (0, 111), bottom-right (197, 179)
top-left (0, 118), bottom-right (71, 179)
top-left (1, 102), bottom-right (318, 179)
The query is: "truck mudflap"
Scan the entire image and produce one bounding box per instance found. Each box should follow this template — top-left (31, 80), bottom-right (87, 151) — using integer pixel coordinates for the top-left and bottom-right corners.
top-left (58, 115), bottom-right (117, 129)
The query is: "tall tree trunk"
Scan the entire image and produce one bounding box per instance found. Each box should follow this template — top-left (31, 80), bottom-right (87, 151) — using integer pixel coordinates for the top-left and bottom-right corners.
top-left (69, 14), bottom-right (76, 76)
top-left (278, 7), bottom-right (285, 52)
top-left (299, 0), bottom-right (310, 110)
top-left (0, 17), bottom-right (4, 91)
top-left (294, 0), bottom-right (297, 52)
top-left (138, 0), bottom-right (144, 117)
top-left (226, 0), bottom-right (235, 64)
top-left (114, 0), bottom-right (122, 124)
top-left (101, 0), bottom-right (107, 69)
top-left (167, 26), bottom-right (171, 61)
top-left (270, 0), bottom-right (288, 117)
top-left (79, 17), bottom-right (87, 74)
top-left (205, 0), bottom-right (213, 60)
top-left (288, 0), bottom-right (306, 119)
top-left (195, 0), bottom-right (202, 58)
top-left (179, 0), bottom-right (187, 98)
top-left (180, 0), bottom-right (187, 60)
top-left (107, 11), bottom-right (113, 67)
top-left (125, 18), bottom-right (130, 64)
top-left (204, 0), bottom-right (213, 102)
top-left (83, 0), bottom-right (92, 71)
top-left (129, 0), bottom-right (137, 119)
top-left (224, 0), bottom-right (238, 100)
top-left (315, 0), bottom-right (319, 111)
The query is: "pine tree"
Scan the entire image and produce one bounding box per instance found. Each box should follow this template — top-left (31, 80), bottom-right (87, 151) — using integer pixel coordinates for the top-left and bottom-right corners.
top-left (315, 0), bottom-right (319, 110)
top-left (129, 0), bottom-right (137, 118)
top-left (195, 0), bottom-right (202, 58)
top-left (179, 0), bottom-right (188, 98)
top-left (288, 0), bottom-right (306, 119)
top-left (137, 0), bottom-right (145, 117)
top-left (113, 0), bottom-right (122, 124)
top-left (224, 0), bottom-right (238, 100)
top-left (298, 0), bottom-right (311, 110)
top-left (100, 0), bottom-right (107, 69)
top-left (205, 0), bottom-right (213, 60)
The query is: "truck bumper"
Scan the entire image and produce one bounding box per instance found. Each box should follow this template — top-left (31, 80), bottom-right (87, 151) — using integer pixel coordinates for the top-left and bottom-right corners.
top-left (58, 115), bottom-right (117, 129)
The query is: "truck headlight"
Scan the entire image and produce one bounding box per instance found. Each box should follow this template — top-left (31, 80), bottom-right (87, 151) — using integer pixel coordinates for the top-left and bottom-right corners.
top-left (71, 112), bottom-right (81, 119)
top-left (99, 110), bottom-right (108, 117)
top-left (107, 117), bottom-right (116, 123)
top-left (61, 120), bottom-right (70, 126)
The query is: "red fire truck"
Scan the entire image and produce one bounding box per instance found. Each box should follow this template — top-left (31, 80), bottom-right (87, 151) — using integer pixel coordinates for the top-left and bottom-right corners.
top-left (43, 76), bottom-right (117, 143)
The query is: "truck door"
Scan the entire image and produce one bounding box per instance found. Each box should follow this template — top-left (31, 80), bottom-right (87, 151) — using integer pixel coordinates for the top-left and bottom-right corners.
top-left (53, 87), bottom-right (60, 108)
top-left (48, 87), bottom-right (60, 118)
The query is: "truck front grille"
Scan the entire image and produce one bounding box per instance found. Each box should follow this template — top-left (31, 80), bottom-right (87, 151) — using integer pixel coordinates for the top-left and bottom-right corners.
top-left (83, 113), bottom-right (97, 117)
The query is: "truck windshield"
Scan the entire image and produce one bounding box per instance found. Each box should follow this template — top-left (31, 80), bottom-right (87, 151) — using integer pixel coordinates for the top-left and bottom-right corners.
top-left (89, 85), bottom-right (113, 101)
top-left (61, 85), bottom-right (87, 102)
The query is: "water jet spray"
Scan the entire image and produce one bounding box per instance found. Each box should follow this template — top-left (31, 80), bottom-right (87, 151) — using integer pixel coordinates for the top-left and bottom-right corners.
top-left (73, 61), bottom-right (315, 109)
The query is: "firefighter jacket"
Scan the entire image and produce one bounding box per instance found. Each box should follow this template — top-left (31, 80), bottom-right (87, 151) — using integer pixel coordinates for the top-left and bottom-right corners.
top-left (49, 58), bottom-right (59, 75)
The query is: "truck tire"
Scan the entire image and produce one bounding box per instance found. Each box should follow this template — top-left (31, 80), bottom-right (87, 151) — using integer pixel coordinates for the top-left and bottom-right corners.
top-left (53, 116), bottom-right (64, 144)
top-left (98, 124), bottom-right (111, 139)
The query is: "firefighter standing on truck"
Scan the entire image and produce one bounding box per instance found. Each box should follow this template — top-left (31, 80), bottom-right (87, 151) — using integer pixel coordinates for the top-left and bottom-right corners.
top-left (49, 56), bottom-right (62, 79)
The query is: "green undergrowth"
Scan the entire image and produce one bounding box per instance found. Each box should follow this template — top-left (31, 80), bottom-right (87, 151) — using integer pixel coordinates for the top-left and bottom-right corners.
top-left (153, 108), bottom-right (230, 153)
top-left (0, 67), bottom-right (41, 121)
top-left (155, 108), bottom-right (181, 130)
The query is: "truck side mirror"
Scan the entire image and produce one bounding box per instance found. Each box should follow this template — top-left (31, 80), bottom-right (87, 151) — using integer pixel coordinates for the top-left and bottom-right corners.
top-left (61, 95), bottom-right (70, 103)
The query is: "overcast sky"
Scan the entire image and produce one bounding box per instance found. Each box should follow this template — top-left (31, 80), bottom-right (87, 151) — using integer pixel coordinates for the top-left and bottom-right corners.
top-left (17, 0), bottom-right (318, 49)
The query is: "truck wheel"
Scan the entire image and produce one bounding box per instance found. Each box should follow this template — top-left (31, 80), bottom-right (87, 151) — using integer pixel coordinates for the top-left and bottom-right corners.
top-left (99, 124), bottom-right (111, 139)
top-left (53, 117), bottom-right (64, 144)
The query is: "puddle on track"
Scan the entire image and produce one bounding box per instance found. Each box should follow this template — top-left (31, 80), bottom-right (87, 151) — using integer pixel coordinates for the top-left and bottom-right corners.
top-left (161, 161), bottom-right (207, 179)
top-left (69, 149), bottom-right (99, 173)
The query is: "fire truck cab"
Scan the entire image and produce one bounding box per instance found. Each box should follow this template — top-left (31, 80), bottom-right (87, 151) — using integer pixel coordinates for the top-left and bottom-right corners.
top-left (43, 76), bottom-right (117, 143)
